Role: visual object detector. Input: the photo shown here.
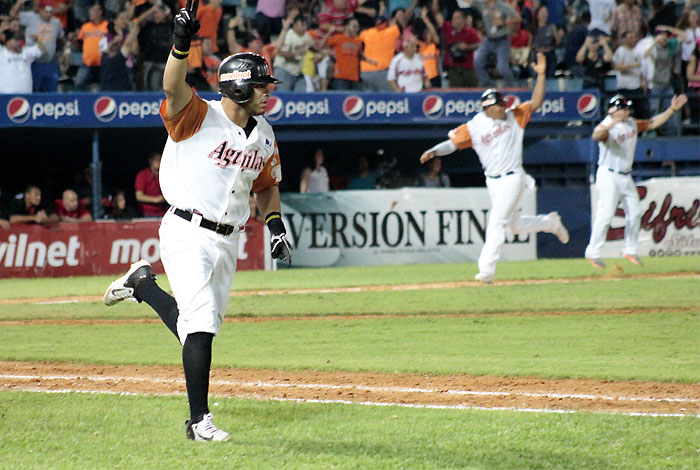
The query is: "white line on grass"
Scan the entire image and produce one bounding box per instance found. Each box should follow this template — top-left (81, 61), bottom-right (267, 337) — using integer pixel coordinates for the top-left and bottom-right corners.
top-left (7, 387), bottom-right (700, 418)
top-left (2, 373), bottom-right (698, 404)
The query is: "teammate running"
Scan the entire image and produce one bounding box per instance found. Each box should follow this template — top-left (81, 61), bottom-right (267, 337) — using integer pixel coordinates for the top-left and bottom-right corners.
top-left (584, 93), bottom-right (687, 269)
top-left (419, 53), bottom-right (569, 283)
top-left (103, 0), bottom-right (292, 442)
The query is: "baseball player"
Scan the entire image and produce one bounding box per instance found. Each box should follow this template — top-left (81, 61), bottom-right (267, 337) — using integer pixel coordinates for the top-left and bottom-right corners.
top-left (103, 0), bottom-right (292, 442)
top-left (419, 53), bottom-right (569, 283)
top-left (584, 93), bottom-right (687, 269)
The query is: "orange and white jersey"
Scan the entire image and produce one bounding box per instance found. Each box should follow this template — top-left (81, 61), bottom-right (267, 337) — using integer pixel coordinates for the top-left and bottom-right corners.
top-left (159, 94), bottom-right (282, 227)
top-left (594, 116), bottom-right (649, 173)
top-left (448, 102), bottom-right (533, 177)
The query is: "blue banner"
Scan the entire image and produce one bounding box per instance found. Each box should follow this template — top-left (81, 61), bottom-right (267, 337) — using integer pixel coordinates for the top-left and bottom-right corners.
top-left (0, 90), bottom-right (599, 128)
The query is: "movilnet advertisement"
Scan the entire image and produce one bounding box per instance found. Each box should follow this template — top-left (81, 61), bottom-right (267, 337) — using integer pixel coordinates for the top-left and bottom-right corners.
top-left (281, 188), bottom-right (537, 268)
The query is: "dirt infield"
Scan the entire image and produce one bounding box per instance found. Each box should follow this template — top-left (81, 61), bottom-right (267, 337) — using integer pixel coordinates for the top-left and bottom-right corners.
top-left (2, 361), bottom-right (698, 417)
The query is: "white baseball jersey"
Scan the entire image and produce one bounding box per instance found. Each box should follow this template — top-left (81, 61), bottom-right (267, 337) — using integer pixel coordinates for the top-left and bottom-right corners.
top-left (387, 52), bottom-right (425, 92)
top-left (159, 95), bottom-right (282, 227)
top-left (448, 102), bottom-right (532, 177)
top-left (594, 116), bottom-right (649, 173)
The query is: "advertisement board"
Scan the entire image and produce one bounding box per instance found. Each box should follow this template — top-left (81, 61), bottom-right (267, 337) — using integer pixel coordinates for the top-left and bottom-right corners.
top-left (0, 218), bottom-right (266, 278)
top-left (281, 188), bottom-right (537, 268)
top-left (592, 177), bottom-right (700, 258)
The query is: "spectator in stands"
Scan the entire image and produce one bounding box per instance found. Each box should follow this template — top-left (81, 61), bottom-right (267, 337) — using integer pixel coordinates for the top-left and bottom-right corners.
top-left (613, 31), bottom-right (649, 118)
top-left (388, 0), bottom-right (417, 19)
top-left (0, 29), bottom-right (46, 93)
top-left (610, 0), bottom-right (645, 49)
top-left (100, 18), bottom-right (139, 91)
top-left (41, 0), bottom-right (70, 30)
top-left (185, 36), bottom-right (215, 91)
top-left (318, 0), bottom-right (359, 35)
top-left (300, 148), bottom-right (330, 193)
top-left (416, 156), bottom-right (450, 187)
top-left (105, 189), bottom-right (138, 220)
top-left (387, 35), bottom-right (429, 91)
top-left (473, 0), bottom-right (519, 87)
top-left (347, 154), bottom-right (376, 189)
top-left (529, 5), bottom-right (563, 78)
top-left (416, 7), bottom-right (441, 88)
top-left (355, 0), bottom-right (382, 29)
top-left (588, 0), bottom-right (615, 38)
top-left (645, 29), bottom-right (682, 135)
top-left (327, 16), bottom-right (374, 90)
top-left (662, 9), bottom-right (700, 123)
top-left (9, 184), bottom-right (58, 225)
top-left (509, 17), bottom-right (531, 79)
top-left (359, 9), bottom-right (402, 92)
top-left (302, 29), bottom-right (332, 91)
top-left (576, 33), bottom-right (612, 92)
top-left (134, 153), bottom-right (167, 218)
top-left (54, 189), bottom-right (92, 222)
top-left (74, 3), bottom-right (108, 90)
top-left (687, 39), bottom-right (700, 123)
top-left (648, 0), bottom-right (679, 36)
top-left (136, 2), bottom-right (172, 90)
top-left (200, 36), bottom-right (221, 89)
top-left (196, 0), bottom-right (222, 53)
top-left (432, 6), bottom-right (481, 87)
top-left (15, 2), bottom-right (64, 92)
top-left (274, 14), bottom-right (313, 91)
top-left (231, 33), bottom-right (276, 70)
top-left (256, 0), bottom-right (285, 42)
top-left (562, 10), bottom-right (590, 78)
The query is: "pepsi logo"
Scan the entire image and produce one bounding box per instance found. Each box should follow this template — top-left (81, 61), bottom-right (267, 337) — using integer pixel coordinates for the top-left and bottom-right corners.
top-left (504, 94), bottom-right (520, 109)
top-left (342, 95), bottom-right (364, 120)
top-left (264, 96), bottom-right (284, 121)
top-left (6, 97), bottom-right (30, 123)
top-left (422, 95), bottom-right (444, 119)
top-left (94, 96), bottom-right (117, 122)
top-left (577, 93), bottom-right (598, 118)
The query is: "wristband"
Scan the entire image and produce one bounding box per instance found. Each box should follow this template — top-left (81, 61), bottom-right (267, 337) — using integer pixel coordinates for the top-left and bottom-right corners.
top-left (171, 46), bottom-right (189, 59)
top-left (265, 212), bottom-right (281, 224)
top-left (265, 212), bottom-right (285, 236)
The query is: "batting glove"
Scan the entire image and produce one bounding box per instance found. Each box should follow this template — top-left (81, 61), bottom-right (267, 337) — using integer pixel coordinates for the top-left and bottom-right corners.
top-left (266, 212), bottom-right (292, 266)
top-left (173, 2), bottom-right (200, 54)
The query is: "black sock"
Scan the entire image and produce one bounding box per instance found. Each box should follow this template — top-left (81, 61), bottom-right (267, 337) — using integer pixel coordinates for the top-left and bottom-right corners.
top-left (134, 279), bottom-right (180, 340)
top-left (182, 332), bottom-right (214, 421)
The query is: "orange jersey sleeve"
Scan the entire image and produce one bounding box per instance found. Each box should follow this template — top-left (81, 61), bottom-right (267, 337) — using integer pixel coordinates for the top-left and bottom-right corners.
top-left (159, 94), bottom-right (208, 142)
top-left (636, 120), bottom-right (650, 133)
top-left (252, 142), bottom-right (282, 193)
top-left (448, 124), bottom-right (472, 150)
top-left (512, 102), bottom-right (533, 129)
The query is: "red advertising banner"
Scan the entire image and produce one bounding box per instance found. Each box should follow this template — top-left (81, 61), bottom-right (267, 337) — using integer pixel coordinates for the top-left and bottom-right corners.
top-left (0, 219), bottom-right (266, 278)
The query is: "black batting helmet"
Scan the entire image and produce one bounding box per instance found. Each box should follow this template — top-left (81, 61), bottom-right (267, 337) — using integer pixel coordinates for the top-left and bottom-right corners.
top-left (217, 53), bottom-right (281, 104)
top-left (481, 89), bottom-right (506, 108)
top-left (608, 94), bottom-right (632, 114)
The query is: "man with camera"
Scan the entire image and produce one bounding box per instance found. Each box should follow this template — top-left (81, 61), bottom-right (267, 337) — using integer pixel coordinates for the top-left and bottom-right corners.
top-left (431, 5), bottom-right (481, 87)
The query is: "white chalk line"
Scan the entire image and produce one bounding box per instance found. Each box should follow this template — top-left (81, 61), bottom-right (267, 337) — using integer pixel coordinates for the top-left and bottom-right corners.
top-left (5, 386), bottom-right (698, 419)
top-left (2, 373), bottom-right (698, 404)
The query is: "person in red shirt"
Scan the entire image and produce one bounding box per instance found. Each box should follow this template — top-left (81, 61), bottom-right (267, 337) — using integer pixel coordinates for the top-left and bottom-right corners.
top-left (54, 189), bottom-right (92, 222)
top-left (134, 153), bottom-right (167, 217)
top-left (318, 0), bottom-right (359, 35)
top-left (432, 6), bottom-right (481, 87)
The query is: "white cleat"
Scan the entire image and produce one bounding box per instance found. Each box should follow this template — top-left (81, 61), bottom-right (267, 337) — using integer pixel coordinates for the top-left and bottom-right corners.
top-left (103, 259), bottom-right (154, 306)
top-left (186, 413), bottom-right (231, 442)
top-left (550, 212), bottom-right (570, 244)
top-left (474, 273), bottom-right (494, 284)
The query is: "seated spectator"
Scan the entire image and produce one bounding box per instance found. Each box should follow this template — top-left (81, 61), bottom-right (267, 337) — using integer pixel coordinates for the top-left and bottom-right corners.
top-left (359, 9), bottom-right (402, 92)
top-left (327, 16), bottom-right (373, 90)
top-left (300, 148), bottom-right (330, 193)
top-left (0, 29), bottom-right (46, 93)
top-left (134, 153), bottom-right (167, 217)
top-left (9, 184), bottom-right (58, 225)
top-left (74, 3), bottom-right (108, 90)
top-left (318, 0), bottom-right (359, 35)
top-left (529, 5), bottom-right (563, 78)
top-left (576, 33), bottom-right (612, 93)
top-left (416, 156), bottom-right (450, 187)
top-left (105, 189), bottom-right (138, 220)
top-left (54, 189), bottom-right (92, 222)
top-left (433, 6), bottom-right (481, 88)
top-left (274, 14), bottom-right (313, 91)
top-left (387, 36), bottom-right (429, 92)
top-left (347, 155), bottom-right (376, 190)
top-left (136, 3), bottom-right (172, 91)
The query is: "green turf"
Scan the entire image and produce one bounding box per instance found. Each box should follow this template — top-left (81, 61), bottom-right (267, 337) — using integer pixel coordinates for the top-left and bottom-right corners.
top-left (1, 391), bottom-right (697, 470)
top-left (1, 312), bottom-right (697, 382)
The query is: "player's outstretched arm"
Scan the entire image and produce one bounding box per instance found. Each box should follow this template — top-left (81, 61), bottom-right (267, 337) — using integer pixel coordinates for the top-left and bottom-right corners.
top-left (163, 0), bottom-right (200, 117)
top-left (529, 52), bottom-right (546, 111)
top-left (420, 139), bottom-right (457, 164)
top-left (646, 94), bottom-right (687, 130)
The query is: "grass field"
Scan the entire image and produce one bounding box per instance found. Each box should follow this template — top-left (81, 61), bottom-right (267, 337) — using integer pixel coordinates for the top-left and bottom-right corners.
top-left (1, 256), bottom-right (699, 469)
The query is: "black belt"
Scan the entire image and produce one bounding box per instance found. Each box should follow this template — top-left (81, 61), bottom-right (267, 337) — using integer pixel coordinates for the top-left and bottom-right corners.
top-left (607, 168), bottom-right (631, 175)
top-left (487, 171), bottom-right (516, 179)
top-left (172, 208), bottom-right (239, 236)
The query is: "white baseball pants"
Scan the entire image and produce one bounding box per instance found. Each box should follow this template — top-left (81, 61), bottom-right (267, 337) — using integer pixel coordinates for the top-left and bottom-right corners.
top-left (585, 167), bottom-right (641, 259)
top-left (159, 210), bottom-right (240, 345)
top-left (479, 171), bottom-right (561, 277)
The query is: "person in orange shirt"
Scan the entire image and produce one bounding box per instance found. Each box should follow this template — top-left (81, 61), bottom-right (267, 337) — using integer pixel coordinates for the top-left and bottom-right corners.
top-left (74, 3), bottom-right (108, 89)
top-left (359, 10), bottom-right (401, 91)
top-left (415, 6), bottom-right (441, 88)
top-left (327, 16), bottom-right (375, 90)
top-left (196, 0), bottom-right (222, 53)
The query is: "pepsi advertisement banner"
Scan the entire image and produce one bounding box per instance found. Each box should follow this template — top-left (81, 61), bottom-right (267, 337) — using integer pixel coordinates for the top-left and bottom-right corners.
top-left (0, 90), bottom-right (599, 128)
